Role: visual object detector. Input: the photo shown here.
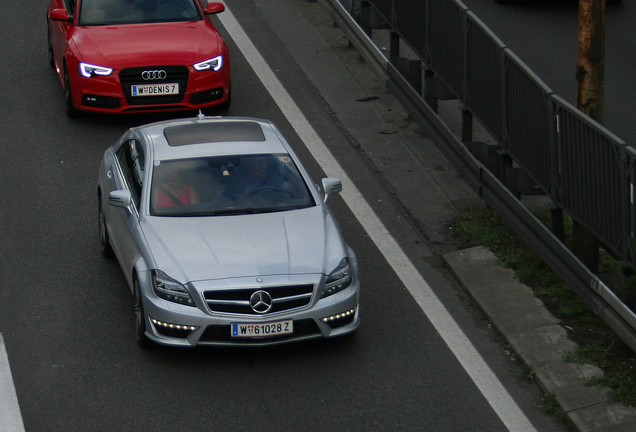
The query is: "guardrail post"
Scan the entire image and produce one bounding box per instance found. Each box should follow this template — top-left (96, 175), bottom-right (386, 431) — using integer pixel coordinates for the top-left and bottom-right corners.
top-left (424, 69), bottom-right (438, 112)
top-left (498, 153), bottom-right (519, 199)
top-left (461, 108), bottom-right (473, 142)
top-left (551, 208), bottom-right (565, 242)
top-left (359, 1), bottom-right (372, 36)
top-left (390, 31), bottom-right (400, 59)
top-left (424, 70), bottom-right (456, 114)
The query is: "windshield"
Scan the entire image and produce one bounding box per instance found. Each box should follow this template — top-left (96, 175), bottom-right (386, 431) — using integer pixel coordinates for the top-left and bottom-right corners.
top-left (150, 154), bottom-right (316, 217)
top-left (78, 0), bottom-right (202, 26)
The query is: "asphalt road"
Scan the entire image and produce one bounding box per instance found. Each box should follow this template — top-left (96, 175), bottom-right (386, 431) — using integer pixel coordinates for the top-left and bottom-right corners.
top-left (460, 0), bottom-right (636, 147)
top-left (0, 1), bottom-right (569, 431)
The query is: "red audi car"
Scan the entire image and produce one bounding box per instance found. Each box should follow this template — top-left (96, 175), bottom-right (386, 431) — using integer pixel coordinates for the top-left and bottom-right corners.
top-left (47, 0), bottom-right (231, 117)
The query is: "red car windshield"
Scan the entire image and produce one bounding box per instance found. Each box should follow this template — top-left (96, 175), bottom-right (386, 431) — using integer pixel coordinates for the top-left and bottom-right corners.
top-left (78, 0), bottom-right (202, 26)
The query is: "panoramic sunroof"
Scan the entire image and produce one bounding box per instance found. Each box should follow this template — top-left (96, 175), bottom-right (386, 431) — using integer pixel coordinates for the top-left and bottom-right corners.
top-left (164, 121), bottom-right (265, 146)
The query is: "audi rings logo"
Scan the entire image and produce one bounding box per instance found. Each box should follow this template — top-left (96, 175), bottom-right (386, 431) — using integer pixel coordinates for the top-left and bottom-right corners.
top-left (250, 290), bottom-right (273, 314)
top-left (141, 70), bottom-right (167, 80)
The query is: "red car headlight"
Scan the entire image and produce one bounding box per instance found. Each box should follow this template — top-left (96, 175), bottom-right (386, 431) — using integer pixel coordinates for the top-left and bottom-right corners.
top-left (193, 55), bottom-right (223, 72)
top-left (79, 62), bottom-right (113, 78)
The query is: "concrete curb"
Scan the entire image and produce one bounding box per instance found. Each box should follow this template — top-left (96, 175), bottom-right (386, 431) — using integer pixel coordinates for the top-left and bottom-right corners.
top-left (445, 246), bottom-right (636, 432)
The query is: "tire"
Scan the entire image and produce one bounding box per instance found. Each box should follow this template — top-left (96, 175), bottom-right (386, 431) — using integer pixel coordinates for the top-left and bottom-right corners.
top-left (134, 278), bottom-right (152, 348)
top-left (64, 64), bottom-right (80, 118)
top-left (47, 27), bottom-right (55, 69)
top-left (98, 194), bottom-right (115, 258)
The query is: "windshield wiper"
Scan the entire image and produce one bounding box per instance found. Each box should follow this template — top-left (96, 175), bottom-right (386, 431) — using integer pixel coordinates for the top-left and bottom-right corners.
top-left (212, 208), bottom-right (258, 215)
top-left (212, 207), bottom-right (288, 216)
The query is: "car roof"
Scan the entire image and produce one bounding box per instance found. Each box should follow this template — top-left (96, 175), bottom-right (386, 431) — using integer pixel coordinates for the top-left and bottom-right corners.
top-left (138, 117), bottom-right (291, 161)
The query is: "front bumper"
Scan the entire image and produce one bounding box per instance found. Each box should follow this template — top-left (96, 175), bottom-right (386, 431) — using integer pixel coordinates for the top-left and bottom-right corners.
top-left (141, 281), bottom-right (360, 348)
top-left (70, 66), bottom-right (230, 114)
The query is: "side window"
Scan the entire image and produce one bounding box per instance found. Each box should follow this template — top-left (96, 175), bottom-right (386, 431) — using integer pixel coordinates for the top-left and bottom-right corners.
top-left (130, 139), bottom-right (145, 189)
top-left (116, 139), bottom-right (145, 208)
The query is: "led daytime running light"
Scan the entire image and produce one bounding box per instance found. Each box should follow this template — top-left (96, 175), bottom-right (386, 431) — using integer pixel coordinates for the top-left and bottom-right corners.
top-left (321, 307), bottom-right (356, 323)
top-left (151, 318), bottom-right (198, 332)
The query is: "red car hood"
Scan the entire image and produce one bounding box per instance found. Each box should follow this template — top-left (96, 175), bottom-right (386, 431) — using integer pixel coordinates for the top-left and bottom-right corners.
top-left (72, 21), bottom-right (222, 68)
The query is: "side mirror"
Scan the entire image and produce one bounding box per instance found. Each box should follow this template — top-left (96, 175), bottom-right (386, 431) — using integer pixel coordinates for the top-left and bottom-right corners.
top-left (50, 8), bottom-right (72, 22)
top-left (204, 2), bottom-right (225, 14)
top-left (321, 178), bottom-right (342, 203)
top-left (109, 190), bottom-right (132, 211)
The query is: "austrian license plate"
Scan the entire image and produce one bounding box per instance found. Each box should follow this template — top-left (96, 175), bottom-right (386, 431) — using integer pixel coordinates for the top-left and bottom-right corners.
top-left (231, 319), bottom-right (293, 338)
top-left (131, 83), bottom-right (179, 96)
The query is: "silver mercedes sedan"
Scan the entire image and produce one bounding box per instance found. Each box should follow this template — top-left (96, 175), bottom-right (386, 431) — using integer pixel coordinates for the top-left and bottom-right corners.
top-left (97, 115), bottom-right (360, 347)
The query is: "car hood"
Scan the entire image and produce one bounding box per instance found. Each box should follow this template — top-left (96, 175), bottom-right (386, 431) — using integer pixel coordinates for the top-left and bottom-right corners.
top-left (140, 206), bottom-right (346, 282)
top-left (72, 21), bottom-right (222, 67)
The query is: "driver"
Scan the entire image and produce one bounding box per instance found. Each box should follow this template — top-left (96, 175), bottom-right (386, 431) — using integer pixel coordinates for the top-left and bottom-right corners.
top-left (81, 0), bottom-right (108, 22)
top-left (217, 155), bottom-right (289, 202)
top-left (141, 0), bottom-right (196, 19)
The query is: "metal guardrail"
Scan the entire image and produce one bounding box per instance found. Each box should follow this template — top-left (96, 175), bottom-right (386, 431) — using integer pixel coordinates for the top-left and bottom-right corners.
top-left (367, 0), bottom-right (634, 267)
top-left (319, 0), bottom-right (636, 352)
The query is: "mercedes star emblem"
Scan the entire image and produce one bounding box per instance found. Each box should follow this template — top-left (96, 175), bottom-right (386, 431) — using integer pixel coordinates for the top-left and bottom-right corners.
top-left (250, 290), bottom-right (273, 314)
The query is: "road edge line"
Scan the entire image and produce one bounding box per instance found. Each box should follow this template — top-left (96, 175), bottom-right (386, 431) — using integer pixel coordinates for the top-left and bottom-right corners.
top-left (0, 334), bottom-right (25, 432)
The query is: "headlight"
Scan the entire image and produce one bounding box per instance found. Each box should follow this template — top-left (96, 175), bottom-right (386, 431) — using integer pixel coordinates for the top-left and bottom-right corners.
top-left (321, 258), bottom-right (352, 298)
top-left (194, 55), bottom-right (223, 71)
top-left (151, 270), bottom-right (195, 306)
top-left (79, 62), bottom-right (113, 78)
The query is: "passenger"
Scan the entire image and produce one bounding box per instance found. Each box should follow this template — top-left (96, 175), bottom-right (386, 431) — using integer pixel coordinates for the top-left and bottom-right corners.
top-left (153, 168), bottom-right (200, 208)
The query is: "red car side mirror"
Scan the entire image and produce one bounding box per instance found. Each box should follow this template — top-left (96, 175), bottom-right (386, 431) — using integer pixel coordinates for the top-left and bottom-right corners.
top-left (50, 8), bottom-right (72, 22)
top-left (205, 2), bottom-right (225, 14)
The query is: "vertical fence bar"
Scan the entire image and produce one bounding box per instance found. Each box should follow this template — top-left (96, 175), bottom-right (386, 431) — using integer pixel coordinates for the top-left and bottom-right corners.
top-left (464, 13), bottom-right (505, 141)
top-left (502, 49), bottom-right (555, 194)
top-left (554, 96), bottom-right (627, 259)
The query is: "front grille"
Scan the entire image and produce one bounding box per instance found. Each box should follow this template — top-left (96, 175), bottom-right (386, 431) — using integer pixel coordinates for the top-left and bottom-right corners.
top-left (199, 319), bottom-right (321, 343)
top-left (119, 66), bottom-right (188, 105)
top-left (204, 284), bottom-right (314, 315)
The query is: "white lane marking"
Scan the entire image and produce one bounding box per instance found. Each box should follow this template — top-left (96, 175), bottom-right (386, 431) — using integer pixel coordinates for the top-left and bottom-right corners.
top-left (217, 5), bottom-right (538, 432)
top-left (0, 334), bottom-right (25, 432)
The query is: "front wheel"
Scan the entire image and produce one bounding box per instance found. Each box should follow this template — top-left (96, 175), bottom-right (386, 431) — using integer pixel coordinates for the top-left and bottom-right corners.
top-left (98, 194), bottom-right (115, 258)
top-left (134, 278), bottom-right (152, 348)
top-left (64, 65), bottom-right (80, 118)
top-left (47, 27), bottom-right (55, 68)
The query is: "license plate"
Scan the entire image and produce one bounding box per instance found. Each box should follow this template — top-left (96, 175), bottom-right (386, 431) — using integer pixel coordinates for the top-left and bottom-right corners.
top-left (231, 319), bottom-right (293, 338)
top-left (131, 83), bottom-right (179, 96)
